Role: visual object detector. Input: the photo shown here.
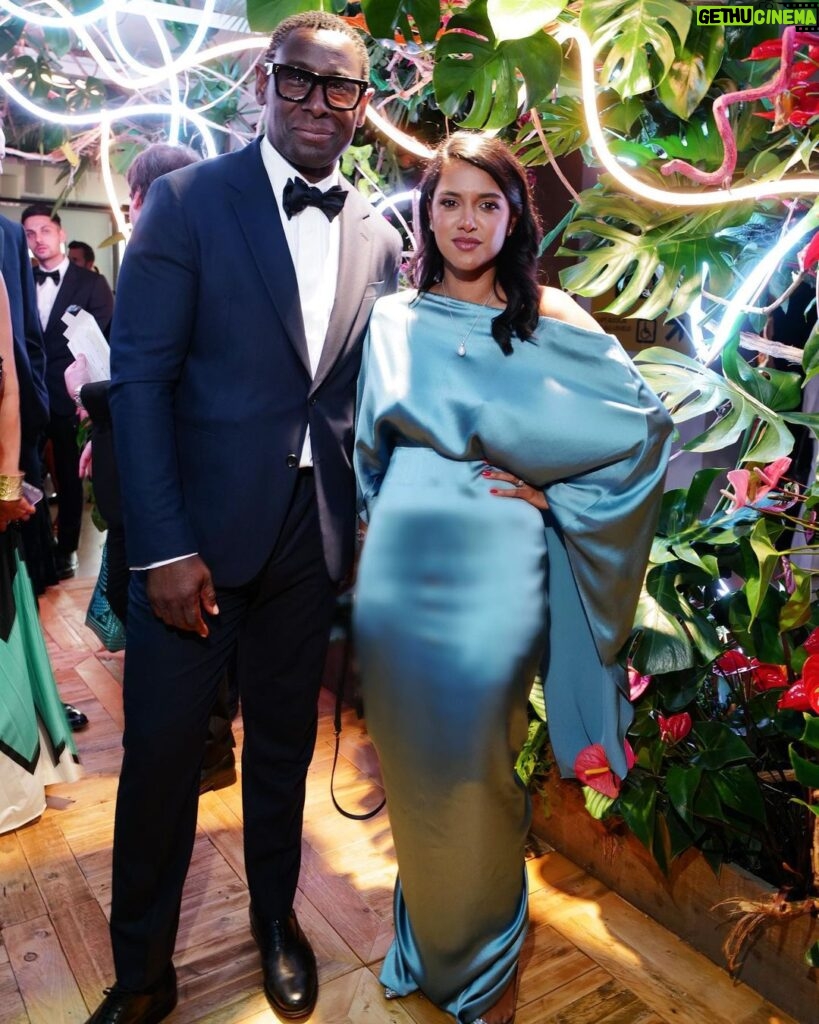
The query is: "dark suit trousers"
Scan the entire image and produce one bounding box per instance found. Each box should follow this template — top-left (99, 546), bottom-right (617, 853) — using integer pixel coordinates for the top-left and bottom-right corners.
top-left (110, 472), bottom-right (337, 990)
top-left (47, 411), bottom-right (84, 554)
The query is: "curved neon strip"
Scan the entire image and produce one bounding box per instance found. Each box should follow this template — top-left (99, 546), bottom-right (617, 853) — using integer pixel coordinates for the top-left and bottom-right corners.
top-left (0, 1), bottom-right (266, 93)
top-left (0, 0), bottom-right (104, 27)
top-left (558, 24), bottom-right (819, 207)
top-left (704, 211), bottom-right (819, 362)
top-left (365, 105), bottom-right (435, 160)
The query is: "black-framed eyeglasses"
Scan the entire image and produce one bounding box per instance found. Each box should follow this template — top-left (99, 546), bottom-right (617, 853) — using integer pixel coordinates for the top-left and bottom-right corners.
top-left (264, 61), bottom-right (368, 111)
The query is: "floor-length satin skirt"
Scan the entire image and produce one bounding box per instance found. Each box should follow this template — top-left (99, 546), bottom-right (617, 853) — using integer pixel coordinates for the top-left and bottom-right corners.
top-left (354, 447), bottom-right (548, 1023)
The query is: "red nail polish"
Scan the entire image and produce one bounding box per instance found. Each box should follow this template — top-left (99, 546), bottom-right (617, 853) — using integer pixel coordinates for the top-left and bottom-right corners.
top-left (489, 488), bottom-right (498, 494)
top-left (481, 470), bottom-right (492, 477)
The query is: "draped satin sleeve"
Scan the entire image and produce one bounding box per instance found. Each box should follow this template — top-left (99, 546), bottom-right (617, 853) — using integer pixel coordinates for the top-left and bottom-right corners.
top-left (354, 291), bottom-right (673, 779)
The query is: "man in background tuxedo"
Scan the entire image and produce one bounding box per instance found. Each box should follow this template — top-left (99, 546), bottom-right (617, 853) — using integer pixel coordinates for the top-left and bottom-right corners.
top-left (84, 12), bottom-right (402, 1024)
top-left (22, 203), bottom-right (113, 579)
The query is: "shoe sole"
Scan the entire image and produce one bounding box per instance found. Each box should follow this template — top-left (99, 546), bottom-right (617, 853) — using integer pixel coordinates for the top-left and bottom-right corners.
top-left (263, 989), bottom-right (318, 1020)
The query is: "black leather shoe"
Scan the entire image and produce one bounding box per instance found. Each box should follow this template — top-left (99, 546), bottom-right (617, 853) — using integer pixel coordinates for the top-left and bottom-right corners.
top-left (63, 702), bottom-right (89, 732)
top-left (199, 749), bottom-right (236, 793)
top-left (55, 551), bottom-right (79, 580)
top-left (84, 965), bottom-right (177, 1023)
top-left (250, 907), bottom-right (317, 1019)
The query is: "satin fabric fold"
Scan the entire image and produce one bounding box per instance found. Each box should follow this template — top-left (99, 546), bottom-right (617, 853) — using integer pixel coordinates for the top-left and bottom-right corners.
top-left (353, 291), bottom-right (672, 1019)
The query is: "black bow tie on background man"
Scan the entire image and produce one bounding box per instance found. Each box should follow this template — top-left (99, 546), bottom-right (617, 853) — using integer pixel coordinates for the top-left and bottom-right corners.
top-left (34, 267), bottom-right (60, 286)
top-left (282, 177), bottom-right (347, 222)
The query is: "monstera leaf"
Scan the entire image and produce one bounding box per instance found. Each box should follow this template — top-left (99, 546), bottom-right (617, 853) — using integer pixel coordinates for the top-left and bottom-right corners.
top-left (558, 187), bottom-right (751, 320)
top-left (656, 23), bottom-right (725, 120)
top-left (514, 98), bottom-right (587, 162)
top-left (634, 344), bottom-right (797, 464)
top-left (361, 0), bottom-right (442, 43)
top-left (487, 0), bottom-right (566, 41)
top-left (434, 1), bottom-right (561, 129)
top-left (580, 0), bottom-right (692, 97)
top-left (246, 0), bottom-right (342, 32)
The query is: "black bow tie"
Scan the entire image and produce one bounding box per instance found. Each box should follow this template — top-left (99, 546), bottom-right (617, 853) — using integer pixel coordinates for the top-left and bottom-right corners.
top-left (282, 177), bottom-right (347, 222)
top-left (34, 267), bottom-right (60, 286)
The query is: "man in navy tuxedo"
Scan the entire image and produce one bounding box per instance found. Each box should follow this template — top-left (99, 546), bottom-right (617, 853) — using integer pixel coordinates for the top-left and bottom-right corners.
top-left (22, 203), bottom-right (114, 579)
top-left (85, 12), bottom-right (401, 1024)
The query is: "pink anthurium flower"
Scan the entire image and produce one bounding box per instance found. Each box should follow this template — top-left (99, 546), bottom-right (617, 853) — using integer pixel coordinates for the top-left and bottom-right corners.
top-left (628, 666), bottom-right (652, 702)
top-left (722, 457), bottom-right (792, 511)
top-left (574, 742), bottom-right (635, 799)
top-left (657, 712), bottom-right (693, 744)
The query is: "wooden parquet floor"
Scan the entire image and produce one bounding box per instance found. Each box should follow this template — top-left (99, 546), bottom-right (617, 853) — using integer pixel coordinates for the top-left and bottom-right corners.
top-left (0, 575), bottom-right (802, 1024)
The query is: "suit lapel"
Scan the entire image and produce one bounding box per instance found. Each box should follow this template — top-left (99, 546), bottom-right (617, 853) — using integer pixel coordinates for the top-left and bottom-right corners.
top-left (227, 141), bottom-right (311, 376)
top-left (312, 186), bottom-right (372, 390)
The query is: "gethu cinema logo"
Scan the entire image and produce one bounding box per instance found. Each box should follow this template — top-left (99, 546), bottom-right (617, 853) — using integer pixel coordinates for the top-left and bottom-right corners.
top-left (696, 4), bottom-right (819, 26)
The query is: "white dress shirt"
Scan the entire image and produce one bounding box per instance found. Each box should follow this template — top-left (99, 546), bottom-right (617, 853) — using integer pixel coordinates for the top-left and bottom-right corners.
top-left (35, 255), bottom-right (70, 330)
top-left (260, 136), bottom-right (341, 466)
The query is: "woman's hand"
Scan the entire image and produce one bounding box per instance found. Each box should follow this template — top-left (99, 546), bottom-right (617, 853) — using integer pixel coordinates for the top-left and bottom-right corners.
top-left (0, 496), bottom-right (35, 531)
top-left (481, 467), bottom-right (549, 510)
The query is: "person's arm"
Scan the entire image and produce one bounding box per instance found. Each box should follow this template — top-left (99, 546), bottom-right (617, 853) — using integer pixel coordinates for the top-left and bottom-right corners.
top-left (0, 276), bottom-right (35, 529)
top-left (538, 286), bottom-right (605, 333)
top-left (109, 174), bottom-right (216, 637)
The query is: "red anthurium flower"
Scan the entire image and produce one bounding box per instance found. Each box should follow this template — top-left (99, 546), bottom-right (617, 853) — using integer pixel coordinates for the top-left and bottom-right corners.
top-left (802, 654), bottom-right (819, 709)
top-left (777, 679), bottom-right (812, 711)
top-left (574, 743), bottom-right (632, 799)
top-left (717, 650), bottom-right (755, 673)
top-left (752, 663), bottom-right (789, 690)
top-left (628, 666), bottom-right (652, 702)
top-left (657, 712), bottom-right (693, 744)
top-left (747, 38), bottom-right (786, 60)
top-left (801, 232), bottom-right (819, 273)
top-left (804, 627), bottom-right (819, 655)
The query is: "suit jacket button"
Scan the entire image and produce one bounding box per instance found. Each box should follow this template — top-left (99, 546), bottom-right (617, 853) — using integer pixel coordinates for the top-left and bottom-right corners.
top-left (309, 396), bottom-right (317, 406)
top-left (286, 453), bottom-right (298, 468)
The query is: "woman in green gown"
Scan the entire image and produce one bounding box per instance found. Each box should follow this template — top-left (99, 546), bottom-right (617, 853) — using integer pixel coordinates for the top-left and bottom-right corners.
top-left (353, 134), bottom-right (672, 1024)
top-left (0, 270), bottom-right (80, 834)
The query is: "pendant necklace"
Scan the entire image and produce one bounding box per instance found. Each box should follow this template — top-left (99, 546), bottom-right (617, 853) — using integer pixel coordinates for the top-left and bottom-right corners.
top-left (439, 280), bottom-right (496, 357)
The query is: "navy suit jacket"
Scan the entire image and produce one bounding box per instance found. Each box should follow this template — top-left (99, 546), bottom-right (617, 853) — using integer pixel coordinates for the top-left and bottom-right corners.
top-left (110, 140), bottom-right (402, 585)
top-left (0, 215), bottom-right (49, 455)
top-left (42, 260), bottom-right (114, 418)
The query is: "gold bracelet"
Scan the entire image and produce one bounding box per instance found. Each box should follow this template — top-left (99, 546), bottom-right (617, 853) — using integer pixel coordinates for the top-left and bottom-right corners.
top-left (0, 473), bottom-right (24, 501)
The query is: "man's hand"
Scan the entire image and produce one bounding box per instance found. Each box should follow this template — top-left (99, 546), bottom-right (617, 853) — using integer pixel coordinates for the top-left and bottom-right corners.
top-left (146, 554), bottom-right (219, 638)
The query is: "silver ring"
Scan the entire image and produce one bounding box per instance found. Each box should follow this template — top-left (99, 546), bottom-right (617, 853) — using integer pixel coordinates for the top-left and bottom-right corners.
top-left (515, 479), bottom-right (524, 487)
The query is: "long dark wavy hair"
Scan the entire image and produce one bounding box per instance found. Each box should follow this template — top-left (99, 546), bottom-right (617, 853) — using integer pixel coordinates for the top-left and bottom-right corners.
top-left (410, 132), bottom-right (543, 355)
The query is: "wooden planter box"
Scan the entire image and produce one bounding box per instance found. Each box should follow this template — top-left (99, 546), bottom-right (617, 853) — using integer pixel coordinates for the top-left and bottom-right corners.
top-left (530, 771), bottom-right (818, 1023)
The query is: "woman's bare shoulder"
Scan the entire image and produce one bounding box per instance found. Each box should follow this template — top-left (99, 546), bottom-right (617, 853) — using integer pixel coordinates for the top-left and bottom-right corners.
top-left (538, 287), bottom-right (605, 333)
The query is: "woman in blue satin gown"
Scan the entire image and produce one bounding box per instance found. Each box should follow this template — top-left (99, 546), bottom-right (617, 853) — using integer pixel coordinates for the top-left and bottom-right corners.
top-left (353, 134), bottom-right (672, 1024)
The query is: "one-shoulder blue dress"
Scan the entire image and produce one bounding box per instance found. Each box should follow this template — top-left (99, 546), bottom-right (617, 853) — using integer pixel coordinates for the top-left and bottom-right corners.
top-left (353, 291), bottom-right (672, 1023)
